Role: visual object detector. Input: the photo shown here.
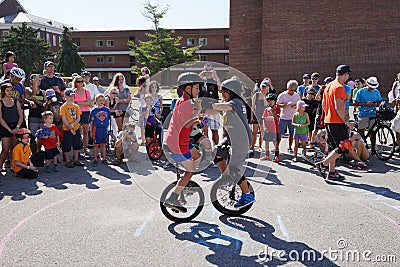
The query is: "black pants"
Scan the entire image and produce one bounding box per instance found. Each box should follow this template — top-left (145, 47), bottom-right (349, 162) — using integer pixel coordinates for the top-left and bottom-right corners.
top-left (17, 168), bottom-right (39, 179)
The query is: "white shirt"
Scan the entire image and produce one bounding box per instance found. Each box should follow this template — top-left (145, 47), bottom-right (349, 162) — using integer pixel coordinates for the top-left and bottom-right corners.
top-left (85, 83), bottom-right (100, 101)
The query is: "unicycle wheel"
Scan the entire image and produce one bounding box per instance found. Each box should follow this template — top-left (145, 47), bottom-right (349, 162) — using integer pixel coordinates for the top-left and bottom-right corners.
top-left (147, 141), bottom-right (163, 160)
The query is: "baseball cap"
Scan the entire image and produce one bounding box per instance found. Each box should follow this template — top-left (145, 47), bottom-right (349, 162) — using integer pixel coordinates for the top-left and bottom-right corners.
top-left (44, 61), bottom-right (55, 68)
top-left (64, 89), bottom-right (75, 97)
top-left (297, 100), bottom-right (309, 108)
top-left (93, 76), bottom-right (99, 81)
top-left (311, 72), bottom-right (320, 78)
top-left (81, 70), bottom-right (91, 77)
top-left (303, 73), bottom-right (311, 79)
top-left (45, 89), bottom-right (56, 98)
top-left (260, 80), bottom-right (270, 87)
top-left (336, 65), bottom-right (352, 75)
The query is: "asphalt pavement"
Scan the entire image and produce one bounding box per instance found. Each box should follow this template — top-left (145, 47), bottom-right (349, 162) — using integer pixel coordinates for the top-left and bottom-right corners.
top-left (0, 135), bottom-right (399, 266)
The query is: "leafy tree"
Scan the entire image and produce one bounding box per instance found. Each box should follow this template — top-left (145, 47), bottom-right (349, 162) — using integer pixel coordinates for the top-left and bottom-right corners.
top-left (0, 22), bottom-right (53, 80)
top-left (56, 26), bottom-right (85, 76)
top-left (129, 1), bottom-right (199, 75)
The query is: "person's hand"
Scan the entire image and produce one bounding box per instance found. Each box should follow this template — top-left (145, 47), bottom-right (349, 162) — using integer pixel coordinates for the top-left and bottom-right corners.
top-left (70, 129), bottom-right (76, 135)
top-left (11, 128), bottom-right (19, 134)
top-left (52, 86), bottom-right (60, 93)
top-left (194, 98), bottom-right (202, 110)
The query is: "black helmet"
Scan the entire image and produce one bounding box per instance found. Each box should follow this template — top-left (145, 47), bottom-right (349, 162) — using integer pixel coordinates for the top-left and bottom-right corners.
top-left (324, 76), bottom-right (334, 84)
top-left (266, 93), bottom-right (277, 100)
top-left (177, 72), bottom-right (202, 87)
top-left (220, 79), bottom-right (243, 97)
top-left (81, 70), bottom-right (91, 77)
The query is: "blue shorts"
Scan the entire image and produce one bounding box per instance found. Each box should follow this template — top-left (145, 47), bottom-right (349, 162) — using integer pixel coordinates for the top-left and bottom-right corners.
top-left (279, 119), bottom-right (294, 136)
top-left (169, 143), bottom-right (194, 163)
top-left (93, 126), bottom-right (108, 144)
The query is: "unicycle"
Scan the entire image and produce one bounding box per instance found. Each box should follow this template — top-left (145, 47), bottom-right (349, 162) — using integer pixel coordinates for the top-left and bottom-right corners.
top-left (159, 164), bottom-right (205, 223)
top-left (210, 175), bottom-right (255, 216)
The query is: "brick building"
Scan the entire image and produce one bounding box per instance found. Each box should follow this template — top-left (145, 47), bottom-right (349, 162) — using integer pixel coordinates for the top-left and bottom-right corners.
top-left (229, 0), bottom-right (400, 94)
top-left (72, 28), bottom-right (229, 85)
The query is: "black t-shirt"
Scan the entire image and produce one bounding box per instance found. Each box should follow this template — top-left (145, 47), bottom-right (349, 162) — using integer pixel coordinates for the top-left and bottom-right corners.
top-left (39, 76), bottom-right (66, 102)
top-left (303, 98), bottom-right (319, 120)
top-left (28, 91), bottom-right (45, 118)
top-left (200, 79), bottom-right (219, 100)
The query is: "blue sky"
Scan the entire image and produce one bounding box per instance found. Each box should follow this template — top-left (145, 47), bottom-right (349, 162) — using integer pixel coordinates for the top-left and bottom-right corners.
top-left (22, 0), bottom-right (230, 30)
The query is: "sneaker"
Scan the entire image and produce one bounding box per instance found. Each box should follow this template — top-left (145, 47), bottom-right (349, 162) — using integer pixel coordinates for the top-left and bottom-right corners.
top-left (395, 146), bottom-right (400, 153)
top-left (234, 193), bottom-right (255, 208)
top-left (78, 153), bottom-right (86, 160)
top-left (273, 156), bottom-right (280, 163)
top-left (74, 161), bottom-right (84, 167)
top-left (92, 160), bottom-right (99, 167)
top-left (287, 148), bottom-right (293, 154)
top-left (348, 159), bottom-right (358, 167)
top-left (101, 159), bottom-right (110, 165)
top-left (163, 198), bottom-right (187, 213)
top-left (260, 155), bottom-right (270, 161)
top-left (84, 149), bottom-right (91, 156)
top-left (4, 160), bottom-right (10, 169)
top-left (45, 166), bottom-right (52, 173)
top-left (65, 162), bottom-right (74, 168)
top-left (357, 161), bottom-right (367, 169)
top-left (315, 161), bottom-right (327, 179)
top-left (327, 171), bottom-right (345, 181)
top-left (292, 157), bottom-right (297, 162)
top-left (53, 166), bottom-right (60, 172)
top-left (113, 159), bottom-right (122, 165)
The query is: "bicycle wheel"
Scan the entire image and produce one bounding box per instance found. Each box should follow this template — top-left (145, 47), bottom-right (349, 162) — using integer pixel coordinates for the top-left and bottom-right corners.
top-left (373, 125), bottom-right (395, 161)
top-left (146, 141), bottom-right (163, 160)
top-left (210, 175), bottom-right (255, 216)
top-left (300, 148), bottom-right (326, 165)
top-left (160, 180), bottom-right (204, 222)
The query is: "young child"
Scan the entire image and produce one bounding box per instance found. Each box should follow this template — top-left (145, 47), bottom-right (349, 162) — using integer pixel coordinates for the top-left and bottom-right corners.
top-left (292, 100), bottom-right (310, 162)
top-left (261, 93), bottom-right (281, 162)
top-left (60, 89), bottom-right (84, 168)
top-left (89, 94), bottom-right (111, 166)
top-left (143, 94), bottom-right (162, 145)
top-left (12, 128), bottom-right (39, 179)
top-left (113, 123), bottom-right (140, 164)
top-left (38, 111), bottom-right (61, 173)
top-left (44, 89), bottom-right (63, 132)
top-left (2, 51), bottom-right (18, 80)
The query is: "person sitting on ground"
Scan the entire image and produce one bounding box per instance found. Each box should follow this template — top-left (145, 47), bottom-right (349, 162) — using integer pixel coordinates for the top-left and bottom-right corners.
top-left (113, 122), bottom-right (139, 165)
top-left (12, 128), bottom-right (39, 179)
top-left (347, 123), bottom-right (369, 168)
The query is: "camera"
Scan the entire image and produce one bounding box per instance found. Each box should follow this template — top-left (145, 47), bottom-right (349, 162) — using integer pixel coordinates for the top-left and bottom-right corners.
top-left (128, 131), bottom-right (133, 135)
top-left (204, 71), bottom-right (212, 76)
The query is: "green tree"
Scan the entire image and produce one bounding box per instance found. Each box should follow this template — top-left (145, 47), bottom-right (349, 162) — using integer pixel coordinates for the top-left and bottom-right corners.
top-left (56, 26), bottom-right (85, 76)
top-left (0, 22), bottom-right (53, 80)
top-left (129, 1), bottom-right (199, 75)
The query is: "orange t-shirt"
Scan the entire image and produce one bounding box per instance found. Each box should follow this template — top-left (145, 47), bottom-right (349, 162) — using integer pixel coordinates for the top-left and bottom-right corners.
top-left (12, 143), bottom-right (31, 175)
top-left (323, 80), bottom-right (346, 123)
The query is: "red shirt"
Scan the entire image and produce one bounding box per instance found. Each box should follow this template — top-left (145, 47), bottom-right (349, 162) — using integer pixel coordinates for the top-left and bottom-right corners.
top-left (164, 94), bottom-right (195, 154)
top-left (40, 124), bottom-right (61, 149)
top-left (263, 106), bottom-right (280, 133)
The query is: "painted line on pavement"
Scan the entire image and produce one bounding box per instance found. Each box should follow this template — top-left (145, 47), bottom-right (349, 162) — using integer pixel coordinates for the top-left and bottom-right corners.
top-left (134, 211), bottom-right (154, 237)
top-left (277, 215), bottom-right (291, 241)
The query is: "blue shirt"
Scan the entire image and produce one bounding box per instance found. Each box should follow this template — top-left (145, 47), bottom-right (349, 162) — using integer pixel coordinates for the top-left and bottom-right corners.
top-left (90, 106), bottom-right (111, 127)
top-left (344, 84), bottom-right (351, 110)
top-left (0, 79), bottom-right (25, 99)
top-left (297, 85), bottom-right (307, 96)
top-left (355, 87), bottom-right (382, 117)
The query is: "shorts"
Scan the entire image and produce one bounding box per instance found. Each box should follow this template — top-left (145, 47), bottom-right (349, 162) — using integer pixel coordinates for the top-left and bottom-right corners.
top-left (391, 113), bottom-right (400, 133)
top-left (45, 147), bottom-right (59, 160)
top-left (279, 119), bottom-right (294, 136)
top-left (208, 114), bottom-right (221, 130)
top-left (263, 132), bottom-right (280, 142)
top-left (0, 122), bottom-right (17, 138)
top-left (358, 116), bottom-right (375, 130)
top-left (93, 126), bottom-right (108, 144)
top-left (80, 111), bottom-right (90, 124)
top-left (62, 129), bottom-right (82, 152)
top-left (168, 143), bottom-right (194, 163)
top-left (325, 123), bottom-right (349, 152)
top-left (294, 133), bottom-right (308, 141)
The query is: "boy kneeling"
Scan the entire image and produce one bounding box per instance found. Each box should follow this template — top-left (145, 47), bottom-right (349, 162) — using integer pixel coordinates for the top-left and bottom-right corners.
top-left (12, 128), bottom-right (39, 179)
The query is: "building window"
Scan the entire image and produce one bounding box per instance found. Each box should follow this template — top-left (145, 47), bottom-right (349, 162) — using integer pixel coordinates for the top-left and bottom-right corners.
top-left (59, 36), bottom-right (62, 47)
top-left (37, 31), bottom-right (41, 39)
top-left (96, 40), bottom-right (104, 47)
top-left (130, 56), bottom-right (136, 66)
top-left (76, 40), bottom-right (81, 47)
top-left (224, 37), bottom-right (230, 47)
top-left (106, 40), bottom-right (114, 47)
top-left (46, 33), bottom-right (50, 43)
top-left (96, 57), bottom-right (104, 63)
top-left (187, 38), bottom-right (196, 46)
top-left (200, 55), bottom-right (208, 61)
top-left (224, 54), bottom-right (229, 63)
top-left (199, 38), bottom-right (208, 46)
top-left (97, 72), bottom-right (104, 80)
top-left (53, 35), bottom-right (57, 47)
top-left (108, 72), bottom-right (115, 80)
top-left (107, 56), bottom-right (115, 64)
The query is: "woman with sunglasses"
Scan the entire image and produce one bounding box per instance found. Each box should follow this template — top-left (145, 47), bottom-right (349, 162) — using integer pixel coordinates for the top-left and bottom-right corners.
top-left (0, 83), bottom-right (24, 171)
top-left (109, 73), bottom-right (131, 132)
top-left (73, 76), bottom-right (92, 157)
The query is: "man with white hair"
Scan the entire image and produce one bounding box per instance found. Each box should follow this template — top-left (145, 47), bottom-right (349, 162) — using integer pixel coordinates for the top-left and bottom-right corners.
top-left (277, 80), bottom-right (301, 153)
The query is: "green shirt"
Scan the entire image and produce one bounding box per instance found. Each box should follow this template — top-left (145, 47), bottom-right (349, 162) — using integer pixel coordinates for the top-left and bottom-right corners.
top-left (294, 112), bottom-right (308, 134)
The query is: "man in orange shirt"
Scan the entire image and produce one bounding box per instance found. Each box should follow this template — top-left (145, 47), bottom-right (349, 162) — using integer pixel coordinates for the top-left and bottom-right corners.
top-left (316, 65), bottom-right (351, 180)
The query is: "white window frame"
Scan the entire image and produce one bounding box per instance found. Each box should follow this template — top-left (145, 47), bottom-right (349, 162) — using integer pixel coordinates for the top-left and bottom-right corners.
top-left (108, 72), bottom-right (115, 80)
top-left (59, 36), bottom-right (62, 47)
top-left (199, 38), bottom-right (208, 46)
top-left (96, 40), bottom-right (104, 47)
top-left (106, 40), bottom-right (114, 47)
top-left (96, 57), bottom-right (104, 63)
top-left (200, 55), bottom-right (208, 61)
top-left (46, 33), bottom-right (50, 43)
top-left (107, 56), bottom-right (115, 64)
top-left (187, 38), bottom-right (196, 46)
top-left (53, 35), bottom-right (57, 47)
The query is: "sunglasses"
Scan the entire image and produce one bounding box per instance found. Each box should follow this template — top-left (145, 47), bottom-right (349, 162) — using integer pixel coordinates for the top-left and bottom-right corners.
top-left (311, 77), bottom-right (319, 80)
top-left (76, 81), bottom-right (84, 83)
top-left (22, 135), bottom-right (30, 139)
top-left (307, 92), bottom-right (315, 95)
top-left (112, 92), bottom-right (118, 94)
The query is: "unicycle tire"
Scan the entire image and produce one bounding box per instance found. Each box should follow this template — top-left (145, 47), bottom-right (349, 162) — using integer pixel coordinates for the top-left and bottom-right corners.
top-left (210, 176), bottom-right (255, 216)
top-left (160, 180), bottom-right (204, 222)
top-left (147, 141), bottom-right (163, 160)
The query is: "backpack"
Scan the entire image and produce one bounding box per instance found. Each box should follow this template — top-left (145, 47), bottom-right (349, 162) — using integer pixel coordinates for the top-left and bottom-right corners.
top-left (377, 101), bottom-right (396, 121)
